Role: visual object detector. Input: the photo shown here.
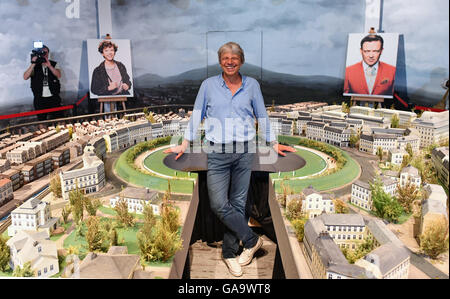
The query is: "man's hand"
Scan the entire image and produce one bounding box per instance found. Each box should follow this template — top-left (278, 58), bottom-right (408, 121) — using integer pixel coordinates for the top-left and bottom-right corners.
top-left (122, 83), bottom-right (129, 91)
top-left (42, 57), bottom-right (51, 68)
top-left (273, 143), bottom-right (296, 157)
top-left (163, 139), bottom-right (189, 160)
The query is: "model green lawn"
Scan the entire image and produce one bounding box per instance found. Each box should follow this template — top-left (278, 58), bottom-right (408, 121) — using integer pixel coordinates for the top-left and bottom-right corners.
top-left (116, 136), bottom-right (359, 194)
top-left (115, 145), bottom-right (195, 194)
top-left (62, 217), bottom-right (173, 268)
top-left (274, 136), bottom-right (360, 193)
top-left (269, 148), bottom-right (326, 179)
top-left (143, 147), bottom-right (198, 179)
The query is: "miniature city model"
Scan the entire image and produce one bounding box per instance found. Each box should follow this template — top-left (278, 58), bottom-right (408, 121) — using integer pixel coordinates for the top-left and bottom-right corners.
top-left (0, 102), bottom-right (448, 279)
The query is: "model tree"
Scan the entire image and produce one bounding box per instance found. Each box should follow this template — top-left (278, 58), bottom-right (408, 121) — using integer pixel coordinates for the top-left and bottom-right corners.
top-left (391, 114), bottom-right (399, 128)
top-left (85, 216), bottom-right (103, 252)
top-left (114, 196), bottom-right (135, 228)
top-left (286, 194), bottom-right (304, 220)
top-left (405, 143), bottom-right (413, 158)
top-left (69, 187), bottom-right (85, 224)
top-left (376, 147), bottom-right (383, 162)
top-left (420, 218), bottom-right (449, 259)
top-left (61, 205), bottom-right (71, 224)
top-left (12, 262), bottom-right (34, 277)
top-left (0, 236), bottom-right (10, 272)
top-left (396, 180), bottom-right (420, 214)
top-left (349, 133), bottom-right (360, 148)
top-left (333, 198), bottom-right (349, 214)
top-left (371, 179), bottom-right (403, 223)
top-left (400, 154), bottom-right (411, 169)
top-left (49, 172), bottom-right (62, 199)
top-left (341, 101), bottom-right (350, 114)
top-left (137, 182), bottom-right (182, 263)
top-left (85, 197), bottom-right (102, 217)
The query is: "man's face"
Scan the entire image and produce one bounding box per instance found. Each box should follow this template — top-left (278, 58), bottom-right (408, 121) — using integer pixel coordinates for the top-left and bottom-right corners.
top-left (102, 46), bottom-right (116, 61)
top-left (220, 52), bottom-right (242, 77)
top-left (360, 41), bottom-right (383, 67)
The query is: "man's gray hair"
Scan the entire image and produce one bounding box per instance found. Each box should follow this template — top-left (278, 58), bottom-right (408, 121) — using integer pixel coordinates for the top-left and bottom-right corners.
top-left (217, 42), bottom-right (245, 64)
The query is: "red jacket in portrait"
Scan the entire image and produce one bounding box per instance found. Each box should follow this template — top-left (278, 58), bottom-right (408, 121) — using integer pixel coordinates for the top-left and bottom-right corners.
top-left (343, 61), bottom-right (396, 96)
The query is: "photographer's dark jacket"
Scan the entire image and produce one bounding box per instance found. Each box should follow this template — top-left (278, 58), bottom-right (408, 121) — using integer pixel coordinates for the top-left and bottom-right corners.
top-left (91, 60), bottom-right (132, 96)
top-left (30, 60), bottom-right (61, 97)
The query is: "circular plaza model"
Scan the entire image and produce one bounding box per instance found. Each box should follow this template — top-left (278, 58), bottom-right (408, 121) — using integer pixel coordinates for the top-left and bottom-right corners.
top-left (114, 136), bottom-right (360, 195)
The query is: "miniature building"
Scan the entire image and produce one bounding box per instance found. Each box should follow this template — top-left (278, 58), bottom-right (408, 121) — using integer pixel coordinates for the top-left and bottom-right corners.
top-left (306, 121), bottom-right (326, 142)
top-left (0, 158), bottom-right (11, 173)
top-left (163, 119), bottom-right (181, 137)
top-left (388, 148), bottom-right (407, 166)
top-left (399, 165), bottom-right (421, 189)
top-left (0, 168), bottom-right (23, 191)
top-left (323, 126), bottom-right (352, 147)
top-left (295, 185), bottom-right (335, 218)
top-left (8, 197), bottom-right (59, 237)
top-left (128, 121), bottom-right (153, 145)
top-left (60, 145), bottom-right (105, 200)
top-left (357, 219), bottom-right (410, 279)
top-left (350, 177), bottom-right (397, 211)
top-left (431, 146), bottom-right (449, 186)
top-left (303, 214), bottom-right (368, 279)
top-left (151, 123), bottom-right (163, 139)
top-left (51, 146), bottom-right (71, 170)
top-left (419, 184), bottom-right (448, 237)
top-left (304, 214), bottom-right (410, 279)
top-left (75, 246), bottom-right (140, 279)
top-left (0, 178), bottom-right (14, 206)
top-left (412, 111), bottom-right (449, 148)
top-left (6, 230), bottom-right (59, 278)
top-left (351, 180), bottom-right (372, 210)
top-left (110, 187), bottom-right (160, 215)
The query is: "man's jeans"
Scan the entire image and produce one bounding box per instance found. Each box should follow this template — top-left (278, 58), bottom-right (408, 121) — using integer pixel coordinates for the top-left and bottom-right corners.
top-left (207, 151), bottom-right (259, 259)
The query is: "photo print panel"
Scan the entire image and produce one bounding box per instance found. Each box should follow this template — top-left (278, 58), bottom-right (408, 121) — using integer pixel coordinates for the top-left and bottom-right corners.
top-left (343, 33), bottom-right (399, 99)
top-left (87, 39), bottom-right (134, 99)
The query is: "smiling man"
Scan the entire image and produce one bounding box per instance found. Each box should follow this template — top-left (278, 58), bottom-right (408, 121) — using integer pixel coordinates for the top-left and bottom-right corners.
top-left (164, 42), bottom-right (294, 277)
top-left (344, 34), bottom-right (396, 96)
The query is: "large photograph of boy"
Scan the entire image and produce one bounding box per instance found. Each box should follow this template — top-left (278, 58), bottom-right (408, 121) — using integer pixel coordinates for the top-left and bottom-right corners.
top-left (87, 39), bottom-right (133, 98)
top-left (343, 33), bottom-right (399, 98)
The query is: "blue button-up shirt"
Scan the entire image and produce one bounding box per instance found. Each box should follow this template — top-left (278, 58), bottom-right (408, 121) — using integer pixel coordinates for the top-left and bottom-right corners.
top-left (184, 74), bottom-right (275, 144)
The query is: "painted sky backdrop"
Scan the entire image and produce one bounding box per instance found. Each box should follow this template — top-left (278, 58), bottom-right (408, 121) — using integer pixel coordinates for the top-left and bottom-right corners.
top-left (0, 0), bottom-right (448, 112)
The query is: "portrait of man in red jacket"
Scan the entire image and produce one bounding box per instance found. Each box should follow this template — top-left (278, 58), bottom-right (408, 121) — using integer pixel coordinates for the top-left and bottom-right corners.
top-left (344, 34), bottom-right (396, 97)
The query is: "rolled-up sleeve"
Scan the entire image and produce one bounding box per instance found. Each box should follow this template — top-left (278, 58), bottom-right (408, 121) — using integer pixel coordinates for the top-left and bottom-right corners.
top-left (251, 81), bottom-right (275, 143)
top-left (184, 80), bottom-right (208, 141)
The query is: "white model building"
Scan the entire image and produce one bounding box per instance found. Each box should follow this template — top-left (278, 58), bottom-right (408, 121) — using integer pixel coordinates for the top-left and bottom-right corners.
top-left (6, 230), bottom-right (59, 278)
top-left (350, 177), bottom-right (397, 211)
top-left (296, 185), bottom-right (335, 218)
top-left (388, 148), bottom-right (408, 166)
top-left (8, 197), bottom-right (59, 237)
top-left (399, 165), bottom-right (421, 188)
top-left (412, 111), bottom-right (449, 148)
top-left (60, 145), bottom-right (105, 200)
top-left (110, 187), bottom-right (160, 215)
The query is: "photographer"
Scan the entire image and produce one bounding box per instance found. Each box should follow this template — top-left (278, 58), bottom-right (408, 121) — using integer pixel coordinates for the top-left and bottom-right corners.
top-left (23, 45), bottom-right (63, 121)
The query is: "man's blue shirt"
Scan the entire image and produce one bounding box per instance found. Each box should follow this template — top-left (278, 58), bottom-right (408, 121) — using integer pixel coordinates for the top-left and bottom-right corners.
top-left (184, 74), bottom-right (275, 144)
